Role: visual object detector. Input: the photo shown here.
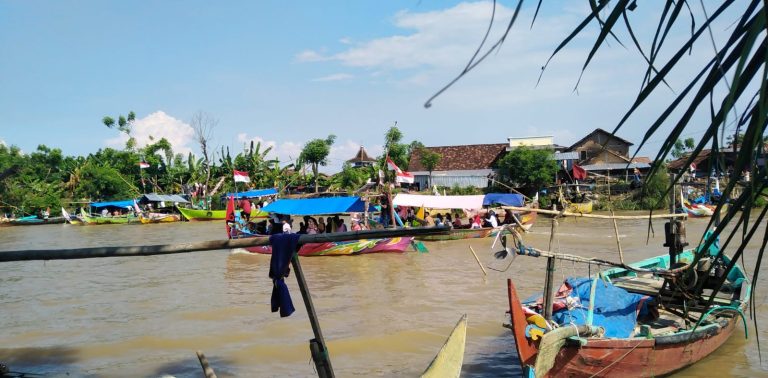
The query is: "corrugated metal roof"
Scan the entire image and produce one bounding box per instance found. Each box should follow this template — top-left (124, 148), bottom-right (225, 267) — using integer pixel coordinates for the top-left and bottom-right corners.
top-left (554, 151), bottom-right (580, 160)
top-left (581, 163), bottom-right (650, 171)
top-left (140, 193), bottom-right (189, 203)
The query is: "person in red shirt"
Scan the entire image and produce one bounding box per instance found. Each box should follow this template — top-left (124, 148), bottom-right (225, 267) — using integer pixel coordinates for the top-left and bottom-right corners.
top-left (239, 198), bottom-right (252, 222)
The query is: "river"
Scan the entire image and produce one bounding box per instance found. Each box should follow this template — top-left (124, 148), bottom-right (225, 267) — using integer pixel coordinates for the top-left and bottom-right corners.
top-left (1, 213), bottom-right (766, 377)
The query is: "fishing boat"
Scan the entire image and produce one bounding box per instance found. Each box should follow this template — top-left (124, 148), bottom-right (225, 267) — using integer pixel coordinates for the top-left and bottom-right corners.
top-left (227, 196), bottom-right (415, 256)
top-left (421, 314), bottom-right (467, 378)
top-left (179, 188), bottom-right (276, 221)
top-left (138, 213), bottom-right (181, 224)
top-left (392, 193), bottom-right (537, 241)
top-left (78, 200), bottom-right (140, 225)
top-left (551, 185), bottom-right (594, 214)
top-left (502, 219), bottom-right (748, 377)
top-left (2, 214), bottom-right (66, 226)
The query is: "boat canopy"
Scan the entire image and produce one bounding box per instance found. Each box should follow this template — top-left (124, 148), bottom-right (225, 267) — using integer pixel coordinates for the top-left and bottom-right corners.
top-left (224, 187), bottom-right (279, 200)
top-left (89, 200), bottom-right (135, 208)
top-left (392, 194), bottom-right (485, 210)
top-left (262, 196), bottom-right (374, 215)
top-left (483, 193), bottom-right (525, 207)
top-left (138, 193), bottom-right (189, 204)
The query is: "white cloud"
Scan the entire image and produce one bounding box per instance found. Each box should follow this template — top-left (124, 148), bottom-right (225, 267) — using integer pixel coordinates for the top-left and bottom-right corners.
top-left (312, 73), bottom-right (354, 82)
top-left (295, 50), bottom-right (328, 63)
top-left (105, 111), bottom-right (195, 155)
top-left (235, 134), bottom-right (382, 173)
top-left (0, 139), bottom-right (5, 146)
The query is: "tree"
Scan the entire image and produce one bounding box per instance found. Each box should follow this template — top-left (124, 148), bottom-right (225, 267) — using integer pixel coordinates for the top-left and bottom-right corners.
top-left (190, 111), bottom-right (217, 195)
top-left (103, 111), bottom-right (137, 149)
top-left (496, 146), bottom-right (558, 195)
top-left (671, 137), bottom-right (696, 159)
top-left (418, 148), bottom-right (442, 189)
top-left (298, 135), bottom-right (336, 193)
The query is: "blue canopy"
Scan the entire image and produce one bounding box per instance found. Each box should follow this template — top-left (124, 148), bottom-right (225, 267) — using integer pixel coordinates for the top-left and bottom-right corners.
top-left (483, 193), bottom-right (525, 207)
top-left (224, 188), bottom-right (279, 200)
top-left (90, 200), bottom-right (135, 208)
top-left (262, 197), bottom-right (374, 215)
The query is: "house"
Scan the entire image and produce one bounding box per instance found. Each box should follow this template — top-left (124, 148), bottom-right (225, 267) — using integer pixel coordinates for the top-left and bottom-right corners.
top-left (407, 143), bottom-right (508, 189)
top-left (347, 146), bottom-right (377, 168)
top-left (566, 128), bottom-right (650, 177)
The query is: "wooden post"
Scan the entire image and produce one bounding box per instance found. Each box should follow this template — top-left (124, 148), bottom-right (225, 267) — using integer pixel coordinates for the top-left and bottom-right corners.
top-left (542, 218), bottom-right (558, 321)
top-left (291, 254), bottom-right (335, 378)
top-left (196, 350), bottom-right (218, 378)
top-left (468, 245), bottom-right (487, 276)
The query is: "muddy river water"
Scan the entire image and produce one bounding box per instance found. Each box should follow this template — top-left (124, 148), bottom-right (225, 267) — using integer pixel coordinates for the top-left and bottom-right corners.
top-left (1, 213), bottom-right (766, 377)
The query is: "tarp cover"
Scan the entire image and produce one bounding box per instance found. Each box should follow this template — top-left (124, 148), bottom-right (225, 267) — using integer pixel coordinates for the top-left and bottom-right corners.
top-left (552, 277), bottom-right (650, 338)
top-left (392, 194), bottom-right (484, 209)
top-left (90, 200), bottom-right (135, 208)
top-left (262, 196), bottom-right (372, 215)
top-left (139, 193), bottom-right (189, 203)
top-left (483, 193), bottom-right (525, 207)
top-left (224, 187), bottom-right (278, 200)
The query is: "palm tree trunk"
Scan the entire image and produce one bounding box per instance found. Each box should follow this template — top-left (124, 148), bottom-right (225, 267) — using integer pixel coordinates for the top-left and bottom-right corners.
top-left (313, 163), bottom-right (319, 193)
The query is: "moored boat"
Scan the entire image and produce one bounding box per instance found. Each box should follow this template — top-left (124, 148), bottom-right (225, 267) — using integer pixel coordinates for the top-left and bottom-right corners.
top-left (138, 213), bottom-right (181, 224)
top-left (80, 209), bottom-right (139, 225)
top-left (3, 214), bottom-right (66, 226)
top-left (178, 207), bottom-right (228, 221)
top-left (421, 314), bottom-right (467, 378)
top-left (228, 196), bottom-right (414, 256)
top-left (503, 225), bottom-right (748, 377)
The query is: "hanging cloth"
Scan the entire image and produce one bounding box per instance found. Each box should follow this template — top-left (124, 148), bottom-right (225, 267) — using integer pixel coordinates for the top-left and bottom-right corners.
top-left (269, 233), bottom-right (301, 317)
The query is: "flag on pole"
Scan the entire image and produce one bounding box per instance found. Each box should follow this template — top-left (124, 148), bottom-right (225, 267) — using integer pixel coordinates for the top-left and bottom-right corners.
top-left (386, 157), bottom-right (414, 184)
top-left (572, 164), bottom-right (587, 180)
top-left (139, 161), bottom-right (150, 169)
top-left (233, 170), bottom-right (251, 183)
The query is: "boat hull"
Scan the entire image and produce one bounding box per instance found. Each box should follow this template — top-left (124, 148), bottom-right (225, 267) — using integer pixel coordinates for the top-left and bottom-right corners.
top-left (239, 236), bottom-right (414, 256)
top-left (417, 227), bottom-right (496, 241)
top-left (139, 214), bottom-right (181, 224)
top-left (566, 201), bottom-right (593, 214)
top-left (80, 211), bottom-right (139, 225)
top-left (2, 216), bottom-right (66, 226)
top-left (178, 208), bottom-right (228, 221)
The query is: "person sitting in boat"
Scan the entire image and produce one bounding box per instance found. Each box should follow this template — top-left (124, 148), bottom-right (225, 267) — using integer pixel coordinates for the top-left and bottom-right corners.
top-left (317, 217), bottom-right (326, 233)
top-left (444, 213), bottom-right (453, 229)
top-left (470, 214), bottom-right (482, 229)
top-left (351, 218), bottom-right (362, 231)
top-left (424, 212), bottom-right (435, 226)
top-left (239, 198), bottom-right (251, 222)
top-left (101, 208), bottom-right (109, 217)
top-left (435, 213), bottom-right (444, 226)
top-left (336, 218), bottom-right (347, 232)
top-left (298, 221), bottom-right (307, 234)
top-left (281, 218), bottom-right (292, 234)
top-left (306, 218), bottom-right (318, 234)
top-left (453, 214), bottom-right (463, 228)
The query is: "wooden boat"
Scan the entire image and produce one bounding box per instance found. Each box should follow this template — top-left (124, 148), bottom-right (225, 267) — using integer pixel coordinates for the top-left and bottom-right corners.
top-left (504, 232), bottom-right (749, 377)
top-left (565, 200), bottom-right (593, 214)
top-left (80, 209), bottom-right (140, 225)
top-left (394, 193), bottom-right (538, 241)
top-left (178, 207), bottom-right (228, 221)
top-left (2, 215), bottom-right (66, 226)
top-left (421, 314), bottom-right (467, 378)
top-left (228, 196), bottom-right (415, 256)
top-left (139, 213), bottom-right (181, 224)
top-left (61, 207), bottom-right (83, 225)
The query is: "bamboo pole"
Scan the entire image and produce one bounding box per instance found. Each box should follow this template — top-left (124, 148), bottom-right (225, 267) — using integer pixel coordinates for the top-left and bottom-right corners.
top-left (610, 210), bottom-right (626, 265)
top-left (468, 245), bottom-right (487, 276)
top-left (291, 254), bottom-right (334, 377)
top-left (196, 350), bottom-right (217, 378)
top-left (500, 206), bottom-right (687, 220)
top-left (0, 226), bottom-right (450, 262)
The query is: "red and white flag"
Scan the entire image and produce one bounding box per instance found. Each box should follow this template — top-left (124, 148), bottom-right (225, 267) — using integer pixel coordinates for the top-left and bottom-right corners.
top-left (138, 161), bottom-right (150, 169)
top-left (386, 157), bottom-right (414, 184)
top-left (233, 170), bottom-right (250, 183)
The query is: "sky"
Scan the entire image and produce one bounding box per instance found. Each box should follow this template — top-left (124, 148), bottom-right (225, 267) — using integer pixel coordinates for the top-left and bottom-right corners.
top-left (0, 1), bottom-right (746, 173)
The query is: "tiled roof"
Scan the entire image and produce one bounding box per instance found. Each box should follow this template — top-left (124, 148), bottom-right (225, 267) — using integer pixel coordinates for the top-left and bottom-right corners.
top-left (408, 143), bottom-right (508, 171)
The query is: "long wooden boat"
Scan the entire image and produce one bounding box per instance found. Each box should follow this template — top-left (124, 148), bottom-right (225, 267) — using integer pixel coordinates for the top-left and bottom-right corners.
top-left (565, 200), bottom-right (593, 214)
top-left (80, 209), bottom-right (140, 225)
top-left (228, 196), bottom-right (415, 256)
top-left (178, 207), bottom-right (227, 221)
top-left (1, 215), bottom-right (66, 226)
top-left (237, 233), bottom-right (415, 256)
top-left (139, 213), bottom-right (181, 224)
top-left (421, 314), bottom-right (467, 378)
top-left (505, 239), bottom-right (749, 377)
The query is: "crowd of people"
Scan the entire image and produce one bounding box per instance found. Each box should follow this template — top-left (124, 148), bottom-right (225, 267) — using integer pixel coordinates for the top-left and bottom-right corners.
top-left (387, 206), bottom-right (523, 229)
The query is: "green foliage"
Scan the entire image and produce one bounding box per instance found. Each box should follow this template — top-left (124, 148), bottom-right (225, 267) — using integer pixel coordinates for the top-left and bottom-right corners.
top-left (298, 135), bottom-right (336, 193)
top-left (330, 163), bottom-right (370, 192)
top-left (496, 146), bottom-right (558, 194)
top-left (671, 137), bottom-right (695, 159)
top-left (418, 148), bottom-right (442, 188)
top-left (637, 164), bottom-right (670, 210)
top-left (445, 185), bottom-right (483, 195)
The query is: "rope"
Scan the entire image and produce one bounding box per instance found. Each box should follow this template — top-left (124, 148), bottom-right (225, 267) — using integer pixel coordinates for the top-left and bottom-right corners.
top-left (587, 340), bottom-right (646, 378)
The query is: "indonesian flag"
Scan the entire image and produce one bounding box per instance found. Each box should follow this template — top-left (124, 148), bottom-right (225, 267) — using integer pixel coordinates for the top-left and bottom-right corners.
top-left (139, 161), bottom-right (150, 169)
top-left (233, 170), bottom-right (250, 183)
top-left (386, 157), bottom-right (414, 184)
top-left (572, 164), bottom-right (587, 180)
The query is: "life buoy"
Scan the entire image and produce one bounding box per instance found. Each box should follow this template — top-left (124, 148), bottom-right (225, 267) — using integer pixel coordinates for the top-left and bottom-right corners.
top-left (206, 211), bottom-right (213, 217)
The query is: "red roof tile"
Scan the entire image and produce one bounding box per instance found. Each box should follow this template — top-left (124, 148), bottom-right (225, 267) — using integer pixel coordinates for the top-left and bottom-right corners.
top-left (408, 143), bottom-right (508, 171)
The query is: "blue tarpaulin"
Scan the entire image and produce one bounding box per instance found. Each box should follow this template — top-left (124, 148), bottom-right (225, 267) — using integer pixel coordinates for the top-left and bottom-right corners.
top-left (224, 188), bottom-right (278, 200)
top-left (552, 277), bottom-right (650, 338)
top-left (90, 200), bottom-right (135, 208)
top-left (262, 196), bottom-right (374, 215)
top-left (483, 193), bottom-right (525, 207)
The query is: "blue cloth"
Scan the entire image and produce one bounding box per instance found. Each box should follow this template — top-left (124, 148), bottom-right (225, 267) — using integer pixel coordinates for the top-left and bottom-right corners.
top-left (552, 277), bottom-right (649, 338)
top-left (263, 196), bottom-right (375, 215)
top-left (269, 233), bottom-right (301, 317)
top-left (483, 193), bottom-right (525, 207)
top-left (89, 199), bottom-right (135, 208)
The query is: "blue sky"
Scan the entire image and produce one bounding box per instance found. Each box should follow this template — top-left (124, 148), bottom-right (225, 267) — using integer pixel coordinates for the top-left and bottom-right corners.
top-left (0, 1), bottom-right (742, 172)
